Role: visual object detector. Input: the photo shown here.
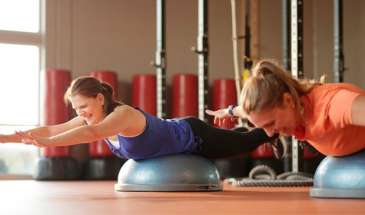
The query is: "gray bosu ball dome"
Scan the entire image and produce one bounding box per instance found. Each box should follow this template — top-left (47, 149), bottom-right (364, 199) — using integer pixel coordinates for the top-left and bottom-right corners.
top-left (310, 150), bottom-right (365, 198)
top-left (115, 154), bottom-right (222, 192)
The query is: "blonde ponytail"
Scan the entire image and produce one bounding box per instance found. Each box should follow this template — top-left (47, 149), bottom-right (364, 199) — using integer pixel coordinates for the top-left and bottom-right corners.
top-left (240, 59), bottom-right (319, 114)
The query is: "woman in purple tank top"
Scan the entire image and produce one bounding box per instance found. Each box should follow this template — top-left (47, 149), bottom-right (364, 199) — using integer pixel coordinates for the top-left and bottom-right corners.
top-left (0, 76), bottom-right (286, 160)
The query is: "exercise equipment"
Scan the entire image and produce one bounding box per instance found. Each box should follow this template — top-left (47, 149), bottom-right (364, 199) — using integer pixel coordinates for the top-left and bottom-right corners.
top-left (0, 159), bottom-right (7, 173)
top-left (115, 154), bottom-right (222, 192)
top-left (172, 74), bottom-right (198, 118)
top-left (302, 143), bottom-right (324, 174)
top-left (310, 150), bottom-right (365, 198)
top-left (192, 0), bottom-right (209, 121)
top-left (282, 0), bottom-right (306, 174)
top-left (230, 0), bottom-right (242, 97)
top-left (86, 71), bottom-right (124, 179)
top-left (226, 164), bottom-right (313, 187)
top-left (212, 79), bottom-right (237, 129)
top-left (89, 70), bottom-right (117, 159)
top-left (34, 69), bottom-right (80, 180)
top-left (153, 0), bottom-right (167, 118)
top-left (132, 74), bottom-right (157, 115)
top-left (334, 0), bottom-right (345, 83)
top-left (250, 142), bottom-right (283, 172)
top-left (290, 0), bottom-right (304, 174)
top-left (213, 156), bottom-right (250, 180)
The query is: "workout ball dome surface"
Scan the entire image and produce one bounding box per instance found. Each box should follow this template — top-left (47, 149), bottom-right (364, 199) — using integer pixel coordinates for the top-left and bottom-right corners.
top-left (115, 154), bottom-right (222, 192)
top-left (310, 150), bottom-right (365, 198)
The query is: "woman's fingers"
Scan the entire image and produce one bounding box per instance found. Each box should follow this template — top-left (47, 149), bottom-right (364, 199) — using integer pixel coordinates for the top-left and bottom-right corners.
top-left (206, 109), bottom-right (224, 117)
top-left (15, 131), bottom-right (40, 146)
top-left (205, 109), bottom-right (214, 116)
top-left (16, 131), bottom-right (27, 139)
top-left (207, 108), bottom-right (238, 127)
top-left (213, 117), bottom-right (226, 126)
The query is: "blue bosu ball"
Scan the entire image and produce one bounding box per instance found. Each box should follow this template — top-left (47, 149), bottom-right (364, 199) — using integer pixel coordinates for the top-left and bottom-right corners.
top-left (310, 150), bottom-right (365, 198)
top-left (114, 154), bottom-right (222, 192)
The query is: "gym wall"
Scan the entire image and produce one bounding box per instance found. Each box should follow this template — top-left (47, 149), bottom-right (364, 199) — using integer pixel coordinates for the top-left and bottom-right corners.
top-left (45, 0), bottom-right (365, 104)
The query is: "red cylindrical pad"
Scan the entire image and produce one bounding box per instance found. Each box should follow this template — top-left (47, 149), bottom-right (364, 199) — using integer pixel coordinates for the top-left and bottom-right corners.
top-left (132, 74), bottom-right (156, 116)
top-left (43, 69), bottom-right (71, 157)
top-left (212, 79), bottom-right (237, 129)
top-left (89, 71), bottom-right (119, 157)
top-left (172, 74), bottom-right (198, 118)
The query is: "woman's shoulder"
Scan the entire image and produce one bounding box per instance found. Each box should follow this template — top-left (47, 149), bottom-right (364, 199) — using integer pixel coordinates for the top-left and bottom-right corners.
top-left (314, 83), bottom-right (364, 92)
top-left (307, 83), bottom-right (364, 99)
top-left (111, 104), bottom-right (146, 120)
top-left (304, 83), bottom-right (365, 114)
top-left (113, 104), bottom-right (135, 113)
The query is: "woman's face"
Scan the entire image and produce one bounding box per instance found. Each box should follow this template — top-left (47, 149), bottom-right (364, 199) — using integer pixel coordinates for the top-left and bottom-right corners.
top-left (70, 94), bottom-right (105, 125)
top-left (247, 93), bottom-right (302, 137)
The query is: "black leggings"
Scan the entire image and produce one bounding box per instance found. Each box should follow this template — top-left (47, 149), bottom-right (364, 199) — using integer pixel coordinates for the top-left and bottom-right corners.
top-left (183, 117), bottom-right (275, 159)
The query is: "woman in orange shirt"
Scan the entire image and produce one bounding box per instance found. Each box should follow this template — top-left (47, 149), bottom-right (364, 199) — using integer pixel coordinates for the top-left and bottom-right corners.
top-left (207, 59), bottom-right (365, 156)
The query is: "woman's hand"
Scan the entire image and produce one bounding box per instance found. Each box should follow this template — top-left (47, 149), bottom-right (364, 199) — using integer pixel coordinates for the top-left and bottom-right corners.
top-left (0, 134), bottom-right (7, 143)
top-left (15, 131), bottom-right (51, 147)
top-left (0, 133), bottom-right (22, 144)
top-left (205, 108), bottom-right (235, 127)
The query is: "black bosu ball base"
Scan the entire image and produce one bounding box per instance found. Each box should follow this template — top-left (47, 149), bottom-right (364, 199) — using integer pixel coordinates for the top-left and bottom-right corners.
top-left (84, 157), bottom-right (125, 180)
top-left (33, 157), bottom-right (81, 180)
top-left (213, 156), bottom-right (251, 179)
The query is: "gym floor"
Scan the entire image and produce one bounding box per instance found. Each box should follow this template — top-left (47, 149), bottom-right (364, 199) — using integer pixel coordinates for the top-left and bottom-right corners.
top-left (1, 180), bottom-right (364, 215)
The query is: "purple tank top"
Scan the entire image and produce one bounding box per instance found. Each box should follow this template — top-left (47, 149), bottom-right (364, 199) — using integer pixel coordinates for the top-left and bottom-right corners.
top-left (104, 110), bottom-right (198, 160)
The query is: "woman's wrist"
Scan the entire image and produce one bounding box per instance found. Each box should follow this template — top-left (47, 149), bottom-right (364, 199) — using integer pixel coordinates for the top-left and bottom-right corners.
top-left (0, 134), bottom-right (14, 143)
top-left (227, 105), bottom-right (237, 117)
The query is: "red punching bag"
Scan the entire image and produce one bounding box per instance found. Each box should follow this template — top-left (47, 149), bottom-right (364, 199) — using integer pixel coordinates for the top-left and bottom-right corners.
top-left (212, 79), bottom-right (237, 129)
top-left (172, 74), bottom-right (198, 118)
top-left (43, 69), bottom-right (71, 157)
top-left (89, 71), bottom-right (118, 157)
top-left (304, 146), bottom-right (318, 159)
top-left (90, 71), bottom-right (118, 98)
top-left (132, 74), bottom-right (156, 115)
top-left (250, 143), bottom-right (275, 158)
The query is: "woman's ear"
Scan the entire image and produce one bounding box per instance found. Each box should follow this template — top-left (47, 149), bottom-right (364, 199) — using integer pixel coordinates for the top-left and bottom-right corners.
top-left (282, 92), bottom-right (295, 108)
top-left (96, 93), bottom-right (105, 105)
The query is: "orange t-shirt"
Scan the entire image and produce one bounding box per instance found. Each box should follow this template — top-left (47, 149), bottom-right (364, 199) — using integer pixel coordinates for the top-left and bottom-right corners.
top-left (293, 83), bottom-right (365, 156)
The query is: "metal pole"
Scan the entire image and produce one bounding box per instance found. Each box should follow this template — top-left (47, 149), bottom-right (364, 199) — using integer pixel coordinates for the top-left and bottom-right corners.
top-left (334, 0), bottom-right (345, 83)
top-left (195, 0), bottom-right (209, 121)
top-left (155, 0), bottom-right (167, 118)
top-left (231, 0), bottom-right (241, 99)
top-left (282, 0), bottom-right (292, 173)
top-left (290, 0), bottom-right (304, 173)
top-left (283, 0), bottom-right (291, 70)
top-left (242, 0), bottom-right (252, 80)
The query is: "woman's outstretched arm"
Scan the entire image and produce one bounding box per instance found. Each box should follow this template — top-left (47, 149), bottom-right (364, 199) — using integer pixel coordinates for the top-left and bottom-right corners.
top-left (205, 105), bottom-right (245, 126)
top-left (0, 116), bottom-right (85, 144)
top-left (17, 105), bottom-right (146, 147)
